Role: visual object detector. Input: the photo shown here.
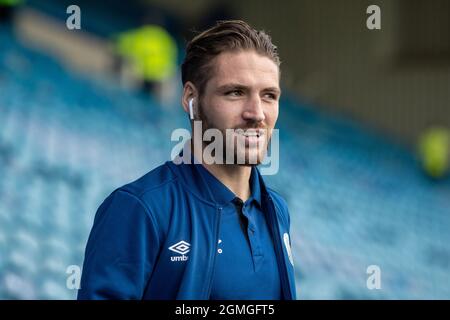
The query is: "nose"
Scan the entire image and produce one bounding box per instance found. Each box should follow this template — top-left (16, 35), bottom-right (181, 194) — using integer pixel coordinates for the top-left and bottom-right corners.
top-left (242, 95), bottom-right (265, 123)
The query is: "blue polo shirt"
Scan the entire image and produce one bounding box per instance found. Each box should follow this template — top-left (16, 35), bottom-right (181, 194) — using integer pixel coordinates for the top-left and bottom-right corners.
top-left (195, 164), bottom-right (282, 300)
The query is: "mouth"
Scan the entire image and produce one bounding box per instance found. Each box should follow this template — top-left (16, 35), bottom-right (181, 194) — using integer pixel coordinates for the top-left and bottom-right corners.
top-left (235, 129), bottom-right (266, 146)
top-left (241, 130), bottom-right (261, 137)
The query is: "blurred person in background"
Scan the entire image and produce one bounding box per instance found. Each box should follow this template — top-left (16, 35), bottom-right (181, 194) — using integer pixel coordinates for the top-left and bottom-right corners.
top-left (115, 24), bottom-right (178, 99)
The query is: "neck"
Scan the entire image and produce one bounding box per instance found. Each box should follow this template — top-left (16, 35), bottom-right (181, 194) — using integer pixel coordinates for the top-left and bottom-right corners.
top-left (203, 162), bottom-right (252, 201)
top-left (190, 139), bottom-right (252, 201)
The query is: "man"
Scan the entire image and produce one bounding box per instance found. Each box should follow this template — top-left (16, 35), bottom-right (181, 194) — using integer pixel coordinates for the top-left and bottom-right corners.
top-left (78, 20), bottom-right (296, 300)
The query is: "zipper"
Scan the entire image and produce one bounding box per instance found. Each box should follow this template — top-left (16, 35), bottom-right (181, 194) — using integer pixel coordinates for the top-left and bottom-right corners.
top-left (205, 206), bottom-right (222, 299)
top-left (267, 196), bottom-right (293, 300)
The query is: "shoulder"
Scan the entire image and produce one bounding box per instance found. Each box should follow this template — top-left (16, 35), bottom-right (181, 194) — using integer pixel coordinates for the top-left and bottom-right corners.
top-left (97, 162), bottom-right (179, 230)
top-left (119, 161), bottom-right (178, 199)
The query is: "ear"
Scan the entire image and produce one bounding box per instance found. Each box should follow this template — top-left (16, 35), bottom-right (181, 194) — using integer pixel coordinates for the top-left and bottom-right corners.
top-left (181, 81), bottom-right (198, 116)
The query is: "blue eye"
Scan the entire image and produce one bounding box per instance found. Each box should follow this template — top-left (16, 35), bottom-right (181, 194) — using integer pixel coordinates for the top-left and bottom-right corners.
top-left (227, 90), bottom-right (243, 96)
top-left (264, 93), bottom-right (277, 100)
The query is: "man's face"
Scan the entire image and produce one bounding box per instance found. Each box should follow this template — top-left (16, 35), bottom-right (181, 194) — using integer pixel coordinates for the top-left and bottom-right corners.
top-left (197, 50), bottom-right (280, 165)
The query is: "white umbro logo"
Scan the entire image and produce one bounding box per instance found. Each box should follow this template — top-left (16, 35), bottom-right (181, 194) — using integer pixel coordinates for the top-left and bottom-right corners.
top-left (169, 240), bottom-right (191, 262)
top-left (169, 240), bottom-right (190, 255)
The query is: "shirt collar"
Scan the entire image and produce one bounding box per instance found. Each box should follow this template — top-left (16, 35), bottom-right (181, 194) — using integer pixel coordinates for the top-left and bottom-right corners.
top-left (249, 166), bottom-right (262, 208)
top-left (195, 163), bottom-right (262, 208)
top-left (194, 163), bottom-right (236, 205)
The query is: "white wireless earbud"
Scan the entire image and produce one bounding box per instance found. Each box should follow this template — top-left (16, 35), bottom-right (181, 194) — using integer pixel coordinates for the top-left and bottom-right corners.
top-left (188, 98), bottom-right (195, 120)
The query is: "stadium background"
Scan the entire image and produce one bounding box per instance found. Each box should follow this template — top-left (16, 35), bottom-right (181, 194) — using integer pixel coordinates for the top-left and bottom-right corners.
top-left (0, 0), bottom-right (449, 299)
